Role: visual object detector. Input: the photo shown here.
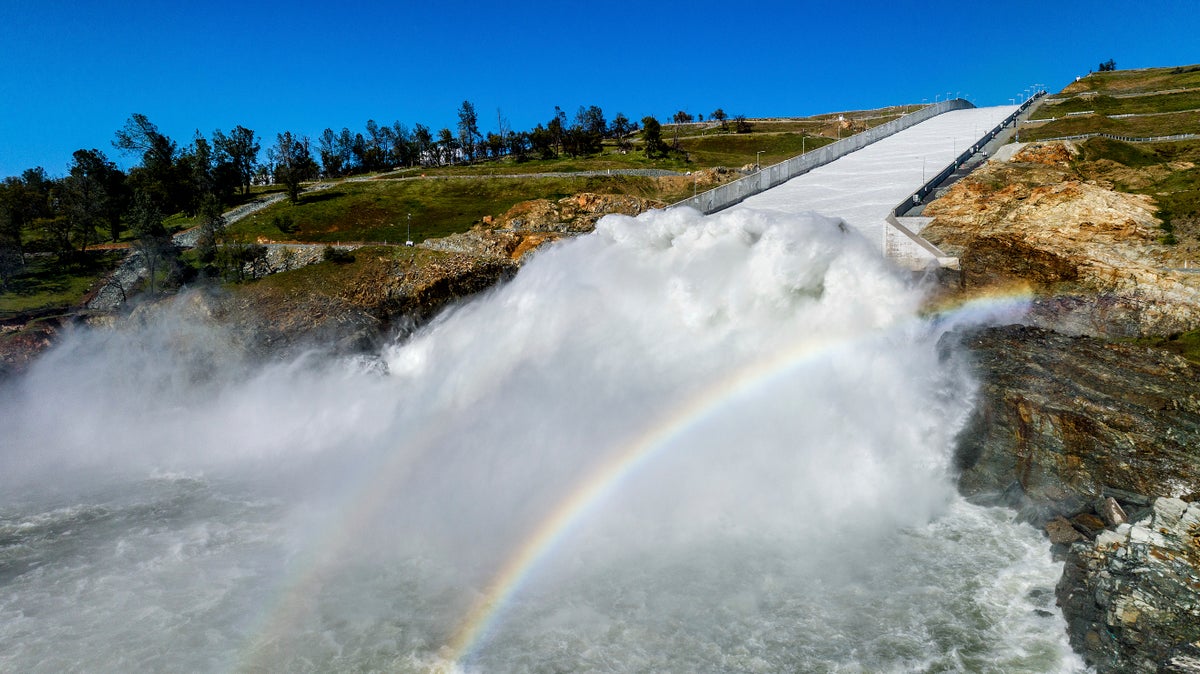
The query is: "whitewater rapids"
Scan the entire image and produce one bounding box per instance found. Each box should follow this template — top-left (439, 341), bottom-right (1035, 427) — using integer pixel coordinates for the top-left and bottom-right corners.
top-left (0, 206), bottom-right (1084, 672)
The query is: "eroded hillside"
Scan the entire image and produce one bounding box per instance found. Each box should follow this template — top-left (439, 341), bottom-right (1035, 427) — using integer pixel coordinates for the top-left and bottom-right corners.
top-left (923, 140), bottom-right (1200, 337)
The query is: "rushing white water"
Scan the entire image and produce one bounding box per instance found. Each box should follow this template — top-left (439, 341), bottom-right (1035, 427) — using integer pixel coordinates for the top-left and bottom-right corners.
top-left (0, 206), bottom-right (1084, 673)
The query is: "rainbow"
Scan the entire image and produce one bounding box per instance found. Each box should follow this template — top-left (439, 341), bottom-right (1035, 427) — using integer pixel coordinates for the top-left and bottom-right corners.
top-left (235, 286), bottom-right (1033, 670)
top-left (440, 286), bottom-right (1034, 665)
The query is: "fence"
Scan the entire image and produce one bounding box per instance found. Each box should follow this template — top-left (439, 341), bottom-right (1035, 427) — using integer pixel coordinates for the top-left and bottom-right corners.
top-left (672, 99), bottom-right (976, 214)
top-left (1036, 132), bottom-right (1200, 143)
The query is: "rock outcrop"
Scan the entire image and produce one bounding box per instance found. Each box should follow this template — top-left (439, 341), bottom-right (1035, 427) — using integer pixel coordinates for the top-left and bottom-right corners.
top-left (929, 139), bottom-right (1200, 671)
top-left (949, 324), bottom-right (1200, 672)
top-left (493, 192), bottom-right (666, 234)
top-left (1058, 498), bottom-right (1200, 673)
top-left (924, 142), bottom-right (1200, 337)
top-left (952, 325), bottom-right (1200, 512)
top-left (422, 191), bottom-right (668, 263)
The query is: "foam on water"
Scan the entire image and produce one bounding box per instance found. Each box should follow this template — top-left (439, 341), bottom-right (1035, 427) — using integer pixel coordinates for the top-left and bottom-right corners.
top-left (0, 205), bottom-right (1084, 672)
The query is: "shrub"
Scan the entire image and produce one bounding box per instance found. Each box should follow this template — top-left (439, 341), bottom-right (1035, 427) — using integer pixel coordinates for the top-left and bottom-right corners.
top-left (272, 214), bottom-right (297, 234)
top-left (322, 245), bottom-right (355, 264)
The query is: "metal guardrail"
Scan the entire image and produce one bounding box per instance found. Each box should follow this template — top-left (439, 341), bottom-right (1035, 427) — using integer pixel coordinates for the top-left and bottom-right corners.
top-left (892, 92), bottom-right (1045, 218)
top-left (880, 92), bottom-right (1047, 268)
top-left (671, 99), bottom-right (976, 214)
top-left (1036, 132), bottom-right (1200, 143)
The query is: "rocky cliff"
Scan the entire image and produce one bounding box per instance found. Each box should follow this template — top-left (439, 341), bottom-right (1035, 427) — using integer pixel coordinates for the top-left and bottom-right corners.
top-left (924, 142), bottom-right (1200, 337)
top-left (952, 325), bottom-right (1200, 673)
top-left (930, 141), bottom-right (1200, 672)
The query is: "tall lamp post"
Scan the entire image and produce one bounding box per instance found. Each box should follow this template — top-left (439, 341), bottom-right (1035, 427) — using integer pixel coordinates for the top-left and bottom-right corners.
top-left (406, 212), bottom-right (413, 246)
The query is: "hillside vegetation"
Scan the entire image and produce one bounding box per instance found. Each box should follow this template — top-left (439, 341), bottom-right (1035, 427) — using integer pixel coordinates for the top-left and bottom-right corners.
top-left (1024, 64), bottom-right (1200, 141)
top-left (0, 100), bottom-right (907, 357)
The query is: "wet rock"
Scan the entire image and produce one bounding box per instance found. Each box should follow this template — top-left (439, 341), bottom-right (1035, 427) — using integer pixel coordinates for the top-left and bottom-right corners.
top-left (1097, 496), bottom-right (1129, 527)
top-left (952, 324), bottom-right (1200, 515)
top-left (1071, 512), bottom-right (1107, 538)
top-left (951, 323), bottom-right (1200, 671)
top-left (1056, 498), bottom-right (1200, 672)
top-left (1047, 516), bottom-right (1084, 544)
top-left (1164, 641), bottom-right (1200, 674)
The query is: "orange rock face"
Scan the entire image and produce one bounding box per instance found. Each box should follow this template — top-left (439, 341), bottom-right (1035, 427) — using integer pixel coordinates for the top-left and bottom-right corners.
top-left (922, 141), bottom-right (1200, 336)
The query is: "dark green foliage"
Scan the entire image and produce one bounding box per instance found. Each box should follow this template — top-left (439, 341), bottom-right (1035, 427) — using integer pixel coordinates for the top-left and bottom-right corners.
top-left (711, 108), bottom-right (729, 131)
top-left (271, 131), bottom-right (318, 204)
top-left (69, 149), bottom-right (128, 241)
top-left (196, 195), bottom-right (227, 264)
top-left (610, 113), bottom-right (632, 152)
top-left (457, 101), bottom-right (481, 162)
top-left (436, 127), bottom-right (458, 165)
top-left (322, 245), bottom-right (355, 264)
top-left (529, 124), bottom-right (556, 160)
top-left (1098, 59), bottom-right (1117, 72)
top-left (213, 125), bottom-right (260, 195)
top-left (641, 117), bottom-right (668, 158)
top-left (113, 114), bottom-right (193, 215)
top-left (562, 105), bottom-right (605, 157)
top-left (413, 124), bottom-right (434, 167)
top-left (272, 214), bottom-right (296, 235)
top-left (128, 189), bottom-right (181, 293)
top-left (218, 241), bottom-right (267, 282)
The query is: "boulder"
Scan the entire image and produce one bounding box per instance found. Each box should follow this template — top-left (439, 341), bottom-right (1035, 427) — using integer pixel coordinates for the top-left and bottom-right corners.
top-left (1057, 498), bottom-right (1200, 672)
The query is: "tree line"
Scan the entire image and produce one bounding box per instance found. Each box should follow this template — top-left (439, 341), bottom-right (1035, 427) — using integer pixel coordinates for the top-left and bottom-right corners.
top-left (1, 102), bottom-right (749, 292)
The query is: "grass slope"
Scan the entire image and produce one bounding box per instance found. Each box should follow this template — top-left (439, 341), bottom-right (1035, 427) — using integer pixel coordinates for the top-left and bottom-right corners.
top-left (1060, 64), bottom-right (1200, 96)
top-left (1019, 110), bottom-right (1200, 141)
top-left (1072, 136), bottom-right (1200, 251)
top-left (1033, 89), bottom-right (1200, 120)
top-left (232, 174), bottom-right (688, 243)
top-left (0, 252), bottom-right (125, 319)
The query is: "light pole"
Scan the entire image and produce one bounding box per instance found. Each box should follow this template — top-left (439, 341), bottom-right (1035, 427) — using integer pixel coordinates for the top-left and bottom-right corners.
top-left (406, 212), bottom-right (413, 246)
top-left (756, 150), bottom-right (764, 170)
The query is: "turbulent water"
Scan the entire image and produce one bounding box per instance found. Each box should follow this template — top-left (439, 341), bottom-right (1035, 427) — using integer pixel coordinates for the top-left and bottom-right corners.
top-left (0, 206), bottom-right (1084, 673)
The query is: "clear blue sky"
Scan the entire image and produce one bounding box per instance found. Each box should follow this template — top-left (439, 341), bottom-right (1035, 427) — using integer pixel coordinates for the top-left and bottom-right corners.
top-left (2, 0), bottom-right (1197, 179)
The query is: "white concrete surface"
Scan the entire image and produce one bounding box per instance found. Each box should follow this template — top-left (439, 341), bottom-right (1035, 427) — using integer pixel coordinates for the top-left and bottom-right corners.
top-left (734, 106), bottom-right (1018, 253)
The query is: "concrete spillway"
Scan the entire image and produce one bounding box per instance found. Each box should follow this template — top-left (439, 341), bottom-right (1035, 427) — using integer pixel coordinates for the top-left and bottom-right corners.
top-left (734, 105), bottom-right (1018, 263)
